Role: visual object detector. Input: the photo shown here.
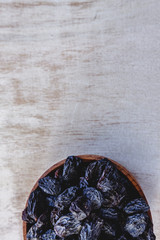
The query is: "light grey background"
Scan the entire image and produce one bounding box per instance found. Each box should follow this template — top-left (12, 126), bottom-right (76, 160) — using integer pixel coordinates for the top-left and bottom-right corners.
top-left (0, 0), bottom-right (160, 239)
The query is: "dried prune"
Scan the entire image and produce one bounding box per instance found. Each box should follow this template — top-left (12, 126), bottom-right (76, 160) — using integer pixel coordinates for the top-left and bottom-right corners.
top-left (46, 195), bottom-right (56, 208)
top-left (38, 176), bottom-right (62, 196)
top-left (83, 187), bottom-right (102, 209)
top-left (79, 218), bottom-right (103, 240)
top-left (54, 186), bottom-right (78, 211)
top-left (54, 213), bottom-right (81, 237)
top-left (100, 207), bottom-right (118, 220)
top-left (50, 207), bottom-right (61, 226)
top-left (69, 196), bottom-right (91, 220)
top-left (62, 156), bottom-right (82, 182)
top-left (23, 156), bottom-right (155, 240)
top-left (84, 158), bottom-right (109, 186)
top-left (22, 207), bottom-right (35, 224)
top-left (40, 229), bottom-right (57, 240)
top-left (25, 188), bottom-right (45, 223)
top-left (102, 189), bottom-right (126, 208)
top-left (27, 212), bottom-right (49, 239)
top-left (125, 213), bottom-right (147, 237)
top-left (101, 221), bottom-right (116, 237)
top-left (79, 177), bottom-right (88, 189)
top-left (124, 198), bottom-right (150, 214)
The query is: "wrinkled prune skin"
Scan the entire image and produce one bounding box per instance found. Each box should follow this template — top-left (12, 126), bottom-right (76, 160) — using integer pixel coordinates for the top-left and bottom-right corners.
top-left (62, 156), bottom-right (82, 182)
top-left (38, 176), bottom-right (62, 196)
top-left (46, 195), bottom-right (56, 208)
top-left (23, 156), bottom-right (155, 240)
top-left (27, 212), bottom-right (49, 239)
top-left (40, 229), bottom-right (57, 240)
top-left (124, 198), bottom-right (150, 214)
top-left (79, 177), bottom-right (88, 189)
top-left (101, 221), bottom-right (116, 237)
top-left (83, 187), bottom-right (103, 210)
top-left (100, 207), bottom-right (118, 220)
top-left (79, 218), bottom-right (103, 240)
top-left (102, 188), bottom-right (126, 208)
top-left (22, 207), bottom-right (35, 224)
top-left (50, 207), bottom-right (62, 226)
top-left (69, 196), bottom-right (91, 220)
top-left (54, 213), bottom-right (82, 237)
top-left (125, 213), bottom-right (147, 237)
top-left (84, 158), bottom-right (109, 186)
top-left (54, 186), bottom-right (79, 211)
top-left (25, 188), bottom-right (45, 223)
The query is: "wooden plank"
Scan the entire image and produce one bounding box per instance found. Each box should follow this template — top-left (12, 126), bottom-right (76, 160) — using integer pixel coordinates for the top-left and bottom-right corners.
top-left (0, 0), bottom-right (160, 239)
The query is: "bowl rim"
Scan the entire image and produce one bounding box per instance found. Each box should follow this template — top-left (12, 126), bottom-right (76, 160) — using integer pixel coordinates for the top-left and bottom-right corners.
top-left (23, 154), bottom-right (152, 239)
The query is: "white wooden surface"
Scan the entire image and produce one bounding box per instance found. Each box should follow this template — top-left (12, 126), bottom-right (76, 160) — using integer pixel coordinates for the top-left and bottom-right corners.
top-left (0, 0), bottom-right (160, 239)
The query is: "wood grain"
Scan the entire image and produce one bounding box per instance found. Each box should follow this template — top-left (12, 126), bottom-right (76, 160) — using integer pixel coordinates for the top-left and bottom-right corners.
top-left (0, 0), bottom-right (160, 239)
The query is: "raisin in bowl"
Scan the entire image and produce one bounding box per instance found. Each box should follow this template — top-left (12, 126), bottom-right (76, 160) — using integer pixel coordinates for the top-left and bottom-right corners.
top-left (22, 155), bottom-right (155, 240)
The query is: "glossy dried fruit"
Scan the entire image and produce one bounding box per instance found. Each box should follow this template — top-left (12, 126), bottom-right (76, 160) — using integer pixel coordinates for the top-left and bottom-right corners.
top-left (83, 187), bottom-right (102, 209)
top-left (102, 221), bottom-right (116, 237)
top-left (25, 188), bottom-right (45, 223)
top-left (23, 156), bottom-right (155, 240)
top-left (46, 195), bottom-right (56, 208)
top-left (79, 218), bottom-right (103, 240)
top-left (62, 156), bottom-right (82, 182)
top-left (79, 177), bottom-right (88, 189)
top-left (54, 186), bottom-right (79, 211)
top-left (50, 207), bottom-right (61, 226)
top-left (100, 207), bottom-right (118, 220)
top-left (27, 212), bottom-right (49, 239)
top-left (69, 196), bottom-right (91, 220)
top-left (40, 229), bottom-right (57, 240)
top-left (54, 213), bottom-right (81, 237)
top-left (38, 176), bottom-right (62, 196)
top-left (125, 213), bottom-right (147, 237)
top-left (124, 198), bottom-right (150, 214)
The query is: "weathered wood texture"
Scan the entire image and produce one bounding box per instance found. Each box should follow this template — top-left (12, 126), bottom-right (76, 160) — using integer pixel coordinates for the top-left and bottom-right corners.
top-left (0, 0), bottom-right (160, 239)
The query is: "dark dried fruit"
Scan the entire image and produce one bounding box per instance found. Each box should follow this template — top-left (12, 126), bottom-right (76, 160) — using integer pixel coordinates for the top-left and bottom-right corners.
top-left (54, 186), bottom-right (78, 211)
top-left (23, 156), bottom-right (155, 240)
top-left (102, 221), bottom-right (116, 237)
top-left (22, 207), bottom-right (35, 224)
top-left (79, 218), bottom-right (103, 240)
top-left (69, 196), bottom-right (91, 220)
top-left (40, 229), bottom-right (57, 240)
top-left (79, 177), bottom-right (88, 189)
top-left (54, 213), bottom-right (81, 237)
top-left (62, 156), bottom-right (82, 182)
top-left (50, 207), bottom-right (61, 226)
top-left (38, 176), bottom-right (62, 196)
top-left (25, 188), bottom-right (45, 223)
top-left (100, 207), bottom-right (118, 220)
top-left (83, 187), bottom-right (102, 210)
top-left (124, 198), bottom-right (150, 214)
top-left (27, 212), bottom-right (49, 239)
top-left (125, 213), bottom-right (147, 237)
top-left (46, 195), bottom-right (56, 208)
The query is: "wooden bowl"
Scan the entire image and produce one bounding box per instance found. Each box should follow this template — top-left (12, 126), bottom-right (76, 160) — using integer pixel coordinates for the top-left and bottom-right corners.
top-left (23, 154), bottom-right (152, 239)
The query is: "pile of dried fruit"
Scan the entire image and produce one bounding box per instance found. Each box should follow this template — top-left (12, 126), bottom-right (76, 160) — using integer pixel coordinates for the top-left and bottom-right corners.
top-left (22, 156), bottom-right (156, 239)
